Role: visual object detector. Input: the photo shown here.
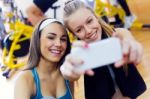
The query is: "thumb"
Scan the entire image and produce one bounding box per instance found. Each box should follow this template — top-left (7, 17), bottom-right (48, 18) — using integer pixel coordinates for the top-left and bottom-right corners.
top-left (72, 40), bottom-right (88, 48)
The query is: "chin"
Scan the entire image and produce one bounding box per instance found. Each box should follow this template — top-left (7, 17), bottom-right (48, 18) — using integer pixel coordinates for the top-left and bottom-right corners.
top-left (52, 58), bottom-right (61, 62)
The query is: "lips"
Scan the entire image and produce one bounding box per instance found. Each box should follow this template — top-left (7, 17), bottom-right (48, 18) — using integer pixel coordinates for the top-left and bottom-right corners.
top-left (86, 32), bottom-right (97, 40)
top-left (90, 32), bottom-right (97, 39)
top-left (49, 49), bottom-right (62, 56)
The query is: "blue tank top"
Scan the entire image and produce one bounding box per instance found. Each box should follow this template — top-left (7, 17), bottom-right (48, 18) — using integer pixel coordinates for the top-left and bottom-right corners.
top-left (30, 68), bottom-right (72, 99)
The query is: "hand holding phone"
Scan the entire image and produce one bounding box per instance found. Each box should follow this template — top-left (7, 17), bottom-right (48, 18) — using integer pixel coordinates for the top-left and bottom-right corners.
top-left (70, 37), bottom-right (123, 72)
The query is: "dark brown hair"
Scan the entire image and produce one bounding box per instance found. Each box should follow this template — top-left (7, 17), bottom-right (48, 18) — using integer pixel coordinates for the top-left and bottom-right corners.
top-left (25, 18), bottom-right (71, 70)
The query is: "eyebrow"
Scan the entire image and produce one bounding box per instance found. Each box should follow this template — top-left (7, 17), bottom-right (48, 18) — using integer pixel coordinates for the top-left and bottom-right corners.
top-left (48, 32), bottom-right (67, 37)
top-left (48, 32), bottom-right (56, 36)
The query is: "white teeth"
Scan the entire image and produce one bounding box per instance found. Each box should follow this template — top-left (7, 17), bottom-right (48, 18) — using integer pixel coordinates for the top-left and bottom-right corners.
top-left (91, 32), bottom-right (96, 38)
top-left (51, 50), bottom-right (61, 54)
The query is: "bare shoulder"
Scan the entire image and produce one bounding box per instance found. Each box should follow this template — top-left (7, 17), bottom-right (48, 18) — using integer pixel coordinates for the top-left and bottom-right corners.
top-left (14, 70), bottom-right (35, 92)
top-left (16, 70), bottom-right (33, 83)
top-left (14, 70), bottom-right (35, 99)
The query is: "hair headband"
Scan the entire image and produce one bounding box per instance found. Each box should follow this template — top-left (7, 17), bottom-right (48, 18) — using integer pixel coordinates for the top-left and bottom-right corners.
top-left (39, 18), bottom-right (63, 31)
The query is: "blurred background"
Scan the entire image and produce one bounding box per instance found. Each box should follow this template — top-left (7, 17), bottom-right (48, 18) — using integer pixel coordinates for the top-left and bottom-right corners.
top-left (0, 0), bottom-right (150, 99)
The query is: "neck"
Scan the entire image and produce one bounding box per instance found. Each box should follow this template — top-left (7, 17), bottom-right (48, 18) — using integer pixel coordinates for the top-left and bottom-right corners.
top-left (36, 58), bottom-right (60, 76)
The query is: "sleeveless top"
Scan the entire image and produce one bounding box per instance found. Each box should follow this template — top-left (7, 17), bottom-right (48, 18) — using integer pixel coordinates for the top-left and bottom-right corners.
top-left (30, 68), bottom-right (72, 99)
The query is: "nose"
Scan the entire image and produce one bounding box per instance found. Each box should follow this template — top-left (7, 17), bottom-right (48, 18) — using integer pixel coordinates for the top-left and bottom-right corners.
top-left (55, 39), bottom-right (61, 47)
top-left (84, 25), bottom-right (92, 34)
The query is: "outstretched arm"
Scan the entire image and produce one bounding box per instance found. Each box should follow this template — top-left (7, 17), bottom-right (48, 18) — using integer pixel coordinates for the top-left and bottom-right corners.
top-left (113, 28), bottom-right (143, 67)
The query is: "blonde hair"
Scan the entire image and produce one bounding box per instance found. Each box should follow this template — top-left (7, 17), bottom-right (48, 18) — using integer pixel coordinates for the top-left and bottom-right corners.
top-left (63, 0), bottom-right (128, 72)
top-left (63, 0), bottom-right (114, 36)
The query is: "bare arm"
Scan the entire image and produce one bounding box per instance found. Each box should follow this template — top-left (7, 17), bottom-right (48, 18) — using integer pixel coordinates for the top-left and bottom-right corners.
top-left (114, 28), bottom-right (135, 40)
top-left (26, 3), bottom-right (46, 26)
top-left (60, 41), bottom-right (94, 81)
top-left (60, 28), bottom-right (143, 81)
top-left (114, 28), bottom-right (143, 67)
top-left (70, 81), bottom-right (75, 99)
top-left (14, 72), bottom-right (33, 99)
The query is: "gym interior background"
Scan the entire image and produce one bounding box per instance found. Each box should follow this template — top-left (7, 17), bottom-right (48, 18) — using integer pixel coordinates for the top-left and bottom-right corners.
top-left (0, 0), bottom-right (150, 99)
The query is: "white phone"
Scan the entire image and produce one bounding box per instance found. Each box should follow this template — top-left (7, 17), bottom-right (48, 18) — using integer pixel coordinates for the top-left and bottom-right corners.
top-left (71, 37), bottom-right (123, 72)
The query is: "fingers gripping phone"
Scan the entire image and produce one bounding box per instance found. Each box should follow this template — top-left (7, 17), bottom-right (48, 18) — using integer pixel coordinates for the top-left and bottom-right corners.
top-left (71, 37), bottom-right (123, 72)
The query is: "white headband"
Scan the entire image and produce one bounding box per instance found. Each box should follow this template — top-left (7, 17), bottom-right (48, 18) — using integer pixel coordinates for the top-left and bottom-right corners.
top-left (39, 18), bottom-right (63, 31)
